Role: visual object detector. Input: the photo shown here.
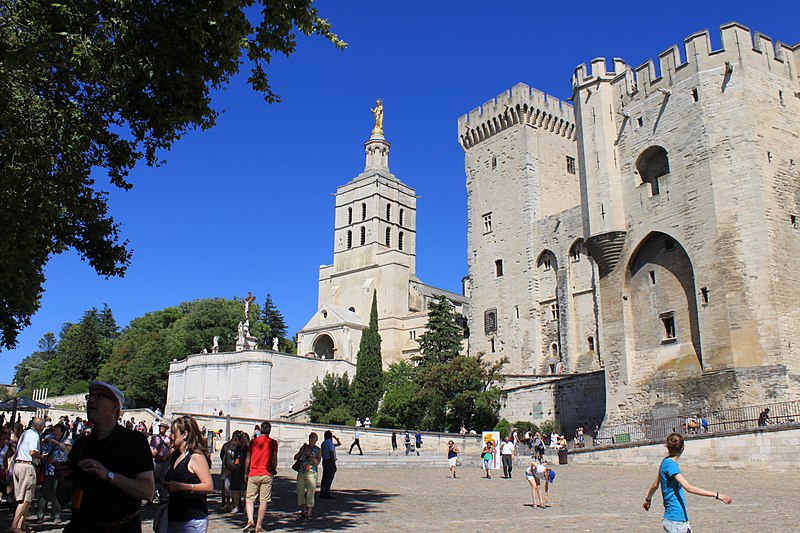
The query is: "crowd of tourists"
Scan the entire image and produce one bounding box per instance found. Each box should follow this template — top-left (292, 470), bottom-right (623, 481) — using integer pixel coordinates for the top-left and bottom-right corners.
top-left (0, 385), bottom-right (740, 532)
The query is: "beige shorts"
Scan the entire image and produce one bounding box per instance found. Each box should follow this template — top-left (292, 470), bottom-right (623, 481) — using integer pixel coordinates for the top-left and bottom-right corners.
top-left (246, 475), bottom-right (273, 503)
top-left (13, 463), bottom-right (36, 503)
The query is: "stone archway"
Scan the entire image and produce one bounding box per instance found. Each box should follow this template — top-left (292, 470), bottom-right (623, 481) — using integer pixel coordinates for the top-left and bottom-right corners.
top-left (628, 232), bottom-right (702, 369)
top-left (312, 334), bottom-right (335, 359)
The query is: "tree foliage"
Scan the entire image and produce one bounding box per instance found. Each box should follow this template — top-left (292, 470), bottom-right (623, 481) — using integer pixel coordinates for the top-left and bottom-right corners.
top-left (351, 291), bottom-right (384, 419)
top-left (13, 332), bottom-right (57, 394)
top-left (414, 296), bottom-right (464, 366)
top-left (260, 293), bottom-right (293, 352)
top-left (308, 372), bottom-right (352, 424)
top-left (0, 0), bottom-right (346, 349)
top-left (16, 296), bottom-right (281, 407)
top-left (16, 306), bottom-right (119, 396)
top-left (375, 296), bottom-right (507, 432)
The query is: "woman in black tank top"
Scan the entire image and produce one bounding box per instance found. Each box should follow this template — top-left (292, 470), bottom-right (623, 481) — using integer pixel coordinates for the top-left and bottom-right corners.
top-left (165, 416), bottom-right (213, 533)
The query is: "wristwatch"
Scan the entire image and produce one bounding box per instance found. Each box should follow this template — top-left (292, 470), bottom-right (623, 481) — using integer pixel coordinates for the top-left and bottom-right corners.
top-left (106, 471), bottom-right (116, 482)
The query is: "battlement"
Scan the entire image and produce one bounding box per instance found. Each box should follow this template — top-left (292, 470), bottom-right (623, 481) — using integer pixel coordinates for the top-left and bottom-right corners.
top-left (572, 22), bottom-right (800, 93)
top-left (457, 83), bottom-right (576, 150)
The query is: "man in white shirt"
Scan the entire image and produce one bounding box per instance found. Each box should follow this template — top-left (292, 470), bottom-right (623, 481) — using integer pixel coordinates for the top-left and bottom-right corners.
top-left (500, 436), bottom-right (515, 478)
top-left (12, 417), bottom-right (45, 532)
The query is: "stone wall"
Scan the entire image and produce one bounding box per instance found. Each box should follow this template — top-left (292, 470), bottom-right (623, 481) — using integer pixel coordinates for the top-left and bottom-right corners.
top-left (460, 83), bottom-right (601, 376)
top-left (166, 349), bottom-right (355, 420)
top-left (500, 371), bottom-right (606, 436)
top-left (570, 425), bottom-right (800, 471)
top-left (173, 412), bottom-right (485, 462)
top-left (570, 23), bottom-right (800, 424)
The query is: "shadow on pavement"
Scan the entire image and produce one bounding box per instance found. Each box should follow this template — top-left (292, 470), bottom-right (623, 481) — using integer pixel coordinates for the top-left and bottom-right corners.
top-left (210, 474), bottom-right (396, 531)
top-left (0, 473), bottom-right (395, 532)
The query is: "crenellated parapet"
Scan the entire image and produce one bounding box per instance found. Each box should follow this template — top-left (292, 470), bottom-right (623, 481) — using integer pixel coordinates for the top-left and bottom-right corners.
top-left (572, 22), bottom-right (800, 96)
top-left (457, 83), bottom-right (576, 150)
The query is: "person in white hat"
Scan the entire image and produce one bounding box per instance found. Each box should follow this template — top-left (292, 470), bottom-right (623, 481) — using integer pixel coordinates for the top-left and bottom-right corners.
top-left (58, 381), bottom-right (155, 532)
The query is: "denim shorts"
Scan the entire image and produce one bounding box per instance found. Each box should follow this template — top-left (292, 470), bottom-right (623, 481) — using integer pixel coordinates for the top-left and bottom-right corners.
top-left (662, 518), bottom-right (692, 533)
top-left (168, 518), bottom-right (209, 533)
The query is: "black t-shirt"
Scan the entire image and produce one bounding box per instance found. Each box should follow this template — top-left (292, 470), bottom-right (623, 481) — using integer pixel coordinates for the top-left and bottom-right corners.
top-left (67, 426), bottom-right (153, 529)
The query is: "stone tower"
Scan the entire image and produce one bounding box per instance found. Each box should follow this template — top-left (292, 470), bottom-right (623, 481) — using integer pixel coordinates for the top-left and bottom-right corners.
top-left (571, 23), bottom-right (800, 422)
top-left (458, 84), bottom-right (602, 375)
top-left (297, 119), bottom-right (469, 366)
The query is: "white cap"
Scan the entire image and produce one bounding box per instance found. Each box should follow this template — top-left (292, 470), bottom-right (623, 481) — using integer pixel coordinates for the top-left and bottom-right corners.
top-left (89, 381), bottom-right (125, 408)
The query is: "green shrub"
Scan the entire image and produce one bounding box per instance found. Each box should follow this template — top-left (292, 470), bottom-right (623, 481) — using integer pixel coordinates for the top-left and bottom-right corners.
top-left (494, 418), bottom-right (511, 438)
top-left (318, 405), bottom-right (354, 426)
top-left (539, 419), bottom-right (562, 437)
top-left (513, 421), bottom-right (540, 437)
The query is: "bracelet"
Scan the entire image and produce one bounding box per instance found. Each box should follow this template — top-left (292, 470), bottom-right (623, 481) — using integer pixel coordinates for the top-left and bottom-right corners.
top-left (715, 492), bottom-right (719, 500)
top-left (190, 484), bottom-right (193, 493)
top-left (645, 497), bottom-right (652, 502)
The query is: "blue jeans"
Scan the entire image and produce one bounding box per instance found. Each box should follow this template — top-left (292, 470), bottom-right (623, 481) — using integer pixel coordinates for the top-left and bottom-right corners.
top-left (168, 518), bottom-right (209, 533)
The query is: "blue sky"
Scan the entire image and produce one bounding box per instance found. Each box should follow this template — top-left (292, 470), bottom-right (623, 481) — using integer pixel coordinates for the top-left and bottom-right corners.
top-left (3, 1), bottom-right (798, 383)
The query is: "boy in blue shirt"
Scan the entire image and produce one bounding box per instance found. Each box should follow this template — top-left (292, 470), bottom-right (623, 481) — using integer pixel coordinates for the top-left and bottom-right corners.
top-left (643, 433), bottom-right (732, 532)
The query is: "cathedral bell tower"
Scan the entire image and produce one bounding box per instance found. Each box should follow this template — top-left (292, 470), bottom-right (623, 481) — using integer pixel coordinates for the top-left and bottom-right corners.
top-left (297, 100), bottom-right (419, 363)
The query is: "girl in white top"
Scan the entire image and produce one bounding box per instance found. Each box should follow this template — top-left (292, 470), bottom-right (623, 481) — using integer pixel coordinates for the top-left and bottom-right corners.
top-left (525, 460), bottom-right (550, 508)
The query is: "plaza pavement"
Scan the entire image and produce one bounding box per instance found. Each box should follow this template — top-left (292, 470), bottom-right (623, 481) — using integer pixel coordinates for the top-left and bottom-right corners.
top-left (7, 457), bottom-right (798, 532)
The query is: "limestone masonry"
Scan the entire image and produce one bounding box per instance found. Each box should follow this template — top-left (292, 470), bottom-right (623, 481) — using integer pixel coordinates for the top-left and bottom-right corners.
top-left (296, 129), bottom-right (468, 366)
top-left (460, 22), bottom-right (800, 426)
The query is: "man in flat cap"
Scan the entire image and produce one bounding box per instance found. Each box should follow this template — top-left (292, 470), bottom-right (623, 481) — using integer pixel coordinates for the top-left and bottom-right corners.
top-left (60, 381), bottom-right (154, 533)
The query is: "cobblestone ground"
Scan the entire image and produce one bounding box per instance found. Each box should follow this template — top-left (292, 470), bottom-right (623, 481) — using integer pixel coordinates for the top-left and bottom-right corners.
top-left (4, 463), bottom-right (798, 531)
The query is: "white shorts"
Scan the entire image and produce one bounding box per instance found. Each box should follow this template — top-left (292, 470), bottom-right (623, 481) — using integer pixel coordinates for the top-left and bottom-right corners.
top-left (448, 457), bottom-right (458, 467)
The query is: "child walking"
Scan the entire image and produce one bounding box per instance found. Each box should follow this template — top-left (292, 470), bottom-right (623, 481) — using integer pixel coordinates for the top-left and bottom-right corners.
top-left (643, 433), bottom-right (732, 532)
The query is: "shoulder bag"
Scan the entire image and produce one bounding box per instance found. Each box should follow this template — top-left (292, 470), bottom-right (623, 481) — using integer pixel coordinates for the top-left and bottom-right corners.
top-left (153, 503), bottom-right (168, 533)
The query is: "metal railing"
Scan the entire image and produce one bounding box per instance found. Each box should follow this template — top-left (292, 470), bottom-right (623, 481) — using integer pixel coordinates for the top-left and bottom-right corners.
top-left (593, 399), bottom-right (800, 447)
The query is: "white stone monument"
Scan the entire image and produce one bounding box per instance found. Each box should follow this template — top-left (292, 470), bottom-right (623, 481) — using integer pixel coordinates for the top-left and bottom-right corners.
top-left (235, 292), bottom-right (259, 352)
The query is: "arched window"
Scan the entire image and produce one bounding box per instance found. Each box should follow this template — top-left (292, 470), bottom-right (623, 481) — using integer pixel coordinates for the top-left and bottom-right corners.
top-left (588, 336), bottom-right (595, 351)
top-left (347, 230), bottom-right (352, 249)
top-left (386, 204), bottom-right (391, 222)
top-left (360, 226), bottom-right (366, 246)
top-left (398, 232), bottom-right (404, 251)
top-left (399, 209), bottom-right (405, 227)
top-left (347, 207), bottom-right (353, 225)
top-left (385, 227), bottom-right (391, 246)
top-left (550, 342), bottom-right (559, 357)
top-left (361, 203), bottom-right (367, 220)
top-left (636, 146), bottom-right (670, 196)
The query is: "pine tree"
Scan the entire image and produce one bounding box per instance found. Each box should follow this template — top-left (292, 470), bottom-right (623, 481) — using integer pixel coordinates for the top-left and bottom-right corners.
top-left (261, 293), bottom-right (289, 350)
top-left (351, 291), bottom-right (384, 418)
top-left (414, 295), bottom-right (464, 366)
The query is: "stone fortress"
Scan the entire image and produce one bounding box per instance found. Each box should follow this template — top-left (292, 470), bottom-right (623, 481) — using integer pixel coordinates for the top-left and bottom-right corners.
top-left (459, 22), bottom-right (800, 427)
top-left (167, 22), bottom-right (800, 434)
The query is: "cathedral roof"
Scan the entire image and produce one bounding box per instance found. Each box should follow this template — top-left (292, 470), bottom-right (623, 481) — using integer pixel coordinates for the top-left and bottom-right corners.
top-left (298, 302), bottom-right (367, 334)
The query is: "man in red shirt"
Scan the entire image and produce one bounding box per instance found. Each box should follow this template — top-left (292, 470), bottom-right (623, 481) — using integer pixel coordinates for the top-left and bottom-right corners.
top-left (243, 421), bottom-right (278, 532)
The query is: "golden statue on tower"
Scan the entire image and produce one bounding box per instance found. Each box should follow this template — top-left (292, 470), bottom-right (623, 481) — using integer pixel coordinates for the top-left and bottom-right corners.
top-left (371, 99), bottom-right (384, 136)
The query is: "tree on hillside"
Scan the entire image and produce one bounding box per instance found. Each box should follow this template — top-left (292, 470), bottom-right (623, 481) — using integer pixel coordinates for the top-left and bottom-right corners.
top-left (22, 306), bottom-right (121, 395)
top-left (414, 296), bottom-right (464, 366)
top-left (351, 291), bottom-right (384, 419)
top-left (14, 332), bottom-right (57, 394)
top-left (100, 298), bottom-right (258, 407)
top-left (260, 293), bottom-right (291, 352)
top-left (59, 306), bottom-right (118, 383)
top-left (0, 1), bottom-right (346, 350)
